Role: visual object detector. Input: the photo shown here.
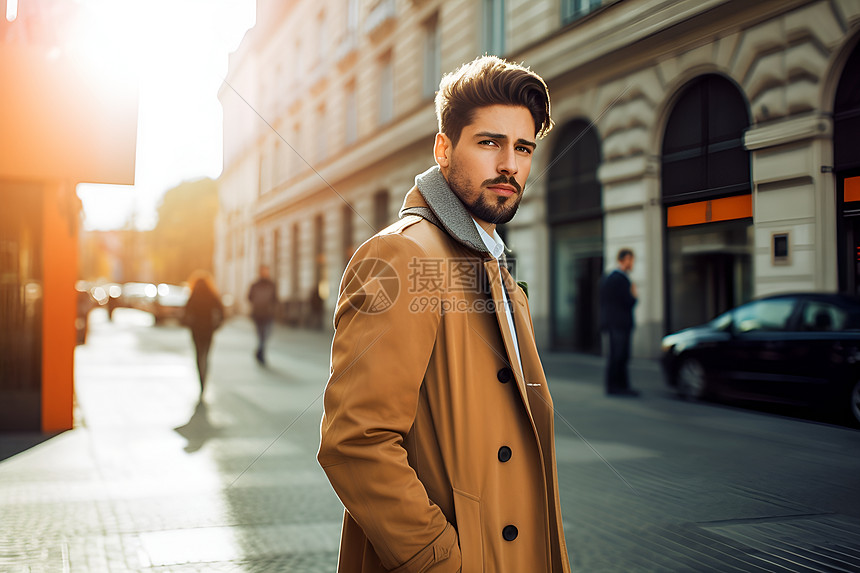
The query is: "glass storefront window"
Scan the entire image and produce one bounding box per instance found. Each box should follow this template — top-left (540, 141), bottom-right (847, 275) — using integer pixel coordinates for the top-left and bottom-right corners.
top-left (0, 184), bottom-right (44, 429)
top-left (666, 219), bottom-right (753, 333)
top-left (551, 219), bottom-right (603, 353)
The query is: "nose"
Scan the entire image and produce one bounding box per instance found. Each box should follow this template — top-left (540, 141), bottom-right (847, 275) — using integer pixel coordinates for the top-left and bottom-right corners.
top-left (497, 146), bottom-right (518, 176)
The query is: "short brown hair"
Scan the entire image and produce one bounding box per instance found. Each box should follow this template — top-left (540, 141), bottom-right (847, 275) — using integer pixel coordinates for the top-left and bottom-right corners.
top-left (617, 248), bottom-right (634, 262)
top-left (435, 55), bottom-right (553, 146)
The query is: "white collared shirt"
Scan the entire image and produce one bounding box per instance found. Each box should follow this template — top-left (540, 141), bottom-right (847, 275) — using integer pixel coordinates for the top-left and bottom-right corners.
top-left (472, 219), bottom-right (524, 377)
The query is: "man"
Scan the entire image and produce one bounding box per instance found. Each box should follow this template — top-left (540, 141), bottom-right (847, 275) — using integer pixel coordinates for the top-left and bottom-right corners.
top-left (247, 264), bottom-right (277, 365)
top-left (318, 56), bottom-right (570, 572)
top-left (599, 248), bottom-right (638, 396)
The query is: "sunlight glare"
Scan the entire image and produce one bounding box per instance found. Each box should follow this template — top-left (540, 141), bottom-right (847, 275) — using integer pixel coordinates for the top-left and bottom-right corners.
top-left (6, 0), bottom-right (17, 22)
top-left (72, 0), bottom-right (256, 231)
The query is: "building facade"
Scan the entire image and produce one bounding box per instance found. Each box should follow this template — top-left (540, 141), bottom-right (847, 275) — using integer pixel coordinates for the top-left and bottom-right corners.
top-left (216, 0), bottom-right (860, 357)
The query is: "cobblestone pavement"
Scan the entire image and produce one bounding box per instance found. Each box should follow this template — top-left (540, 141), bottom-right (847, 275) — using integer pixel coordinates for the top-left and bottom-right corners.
top-left (2, 309), bottom-right (342, 572)
top-left (2, 308), bottom-right (860, 572)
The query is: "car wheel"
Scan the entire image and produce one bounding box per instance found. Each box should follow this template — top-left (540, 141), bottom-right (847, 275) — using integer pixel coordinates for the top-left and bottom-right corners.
top-left (677, 358), bottom-right (707, 401)
top-left (849, 380), bottom-right (860, 427)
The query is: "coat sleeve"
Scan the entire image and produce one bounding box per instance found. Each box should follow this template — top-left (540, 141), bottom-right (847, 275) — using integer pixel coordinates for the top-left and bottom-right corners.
top-left (318, 233), bottom-right (461, 573)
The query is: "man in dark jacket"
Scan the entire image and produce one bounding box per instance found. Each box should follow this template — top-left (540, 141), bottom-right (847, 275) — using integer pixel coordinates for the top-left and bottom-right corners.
top-left (599, 248), bottom-right (638, 396)
top-left (247, 265), bottom-right (278, 365)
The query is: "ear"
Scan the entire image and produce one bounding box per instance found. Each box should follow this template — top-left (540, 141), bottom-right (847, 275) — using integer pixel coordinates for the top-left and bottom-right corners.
top-left (433, 133), bottom-right (451, 169)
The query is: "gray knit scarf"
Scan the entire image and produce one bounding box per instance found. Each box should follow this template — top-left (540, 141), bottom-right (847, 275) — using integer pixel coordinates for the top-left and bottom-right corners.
top-left (399, 165), bottom-right (494, 257)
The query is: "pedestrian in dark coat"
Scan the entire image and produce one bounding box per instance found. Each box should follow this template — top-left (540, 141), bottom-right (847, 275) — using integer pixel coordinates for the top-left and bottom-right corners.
top-left (183, 271), bottom-right (224, 399)
top-left (600, 248), bottom-right (638, 396)
top-left (247, 265), bottom-right (278, 365)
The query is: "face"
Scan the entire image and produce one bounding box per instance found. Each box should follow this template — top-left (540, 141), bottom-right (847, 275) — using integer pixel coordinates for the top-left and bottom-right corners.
top-left (620, 255), bottom-right (634, 273)
top-left (435, 105), bottom-right (537, 230)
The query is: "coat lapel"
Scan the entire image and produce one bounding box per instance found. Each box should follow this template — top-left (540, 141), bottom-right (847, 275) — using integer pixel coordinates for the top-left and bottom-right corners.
top-left (484, 260), bottom-right (531, 411)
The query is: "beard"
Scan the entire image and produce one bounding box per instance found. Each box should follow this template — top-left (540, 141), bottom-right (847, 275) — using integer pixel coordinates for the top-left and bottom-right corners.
top-left (446, 161), bottom-right (524, 226)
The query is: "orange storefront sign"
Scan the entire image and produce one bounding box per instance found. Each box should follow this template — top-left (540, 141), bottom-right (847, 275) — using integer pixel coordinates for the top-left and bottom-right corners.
top-left (667, 194), bottom-right (753, 227)
top-left (844, 176), bottom-right (860, 203)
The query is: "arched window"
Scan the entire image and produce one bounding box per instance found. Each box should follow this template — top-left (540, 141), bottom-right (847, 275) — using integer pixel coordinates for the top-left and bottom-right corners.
top-left (547, 120), bottom-right (601, 222)
top-left (547, 120), bottom-right (603, 354)
top-left (661, 75), bottom-right (753, 333)
top-left (662, 75), bottom-right (750, 204)
top-left (835, 43), bottom-right (860, 173)
top-left (835, 41), bottom-right (860, 294)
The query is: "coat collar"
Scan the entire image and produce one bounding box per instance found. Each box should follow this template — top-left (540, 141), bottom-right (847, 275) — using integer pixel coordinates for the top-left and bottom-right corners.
top-left (399, 165), bottom-right (494, 258)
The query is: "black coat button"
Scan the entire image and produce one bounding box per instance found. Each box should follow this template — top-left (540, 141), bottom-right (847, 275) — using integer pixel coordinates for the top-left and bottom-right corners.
top-left (497, 367), bottom-right (513, 383)
top-left (502, 525), bottom-right (518, 541)
top-left (498, 446), bottom-right (512, 462)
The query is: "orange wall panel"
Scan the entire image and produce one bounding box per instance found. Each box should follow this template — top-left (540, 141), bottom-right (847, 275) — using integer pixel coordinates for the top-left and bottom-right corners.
top-left (845, 176), bottom-right (860, 203)
top-left (41, 181), bottom-right (77, 432)
top-left (667, 201), bottom-right (708, 227)
top-left (667, 195), bottom-right (753, 228)
top-left (710, 194), bottom-right (753, 223)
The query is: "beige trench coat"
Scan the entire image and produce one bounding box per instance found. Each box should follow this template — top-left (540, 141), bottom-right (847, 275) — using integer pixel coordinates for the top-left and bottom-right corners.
top-left (318, 188), bottom-right (571, 573)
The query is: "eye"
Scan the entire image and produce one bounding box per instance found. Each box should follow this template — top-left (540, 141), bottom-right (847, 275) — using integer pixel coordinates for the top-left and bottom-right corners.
top-left (516, 145), bottom-right (533, 155)
top-left (478, 139), bottom-right (498, 147)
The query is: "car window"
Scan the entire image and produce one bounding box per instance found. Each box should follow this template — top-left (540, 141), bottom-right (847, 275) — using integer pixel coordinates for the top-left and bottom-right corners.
top-left (710, 312), bottom-right (733, 331)
top-left (733, 299), bottom-right (795, 333)
top-left (800, 301), bottom-right (848, 332)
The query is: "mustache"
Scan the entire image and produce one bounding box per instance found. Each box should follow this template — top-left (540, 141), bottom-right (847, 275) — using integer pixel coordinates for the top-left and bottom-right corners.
top-left (482, 175), bottom-right (521, 194)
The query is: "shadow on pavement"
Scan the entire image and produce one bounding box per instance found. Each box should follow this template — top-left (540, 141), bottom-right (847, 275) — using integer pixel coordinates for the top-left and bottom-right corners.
top-left (174, 401), bottom-right (220, 453)
top-left (0, 432), bottom-right (58, 462)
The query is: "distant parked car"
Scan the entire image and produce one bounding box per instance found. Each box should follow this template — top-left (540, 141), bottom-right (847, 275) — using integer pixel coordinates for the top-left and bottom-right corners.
top-left (152, 283), bottom-right (190, 324)
top-left (661, 293), bottom-right (860, 426)
top-left (75, 286), bottom-right (96, 345)
top-left (120, 282), bottom-right (157, 311)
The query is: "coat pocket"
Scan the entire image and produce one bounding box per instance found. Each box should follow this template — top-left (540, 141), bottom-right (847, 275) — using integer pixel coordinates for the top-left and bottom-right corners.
top-left (452, 488), bottom-right (483, 573)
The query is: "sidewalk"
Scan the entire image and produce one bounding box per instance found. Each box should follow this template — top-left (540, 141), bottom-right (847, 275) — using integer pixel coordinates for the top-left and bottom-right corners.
top-left (7, 309), bottom-right (858, 572)
top-left (0, 309), bottom-right (665, 572)
top-left (1, 310), bottom-right (342, 573)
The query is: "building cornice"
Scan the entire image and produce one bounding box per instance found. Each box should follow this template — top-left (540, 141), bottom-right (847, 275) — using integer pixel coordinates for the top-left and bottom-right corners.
top-left (744, 113), bottom-right (833, 151)
top-left (517, 0), bottom-right (816, 85)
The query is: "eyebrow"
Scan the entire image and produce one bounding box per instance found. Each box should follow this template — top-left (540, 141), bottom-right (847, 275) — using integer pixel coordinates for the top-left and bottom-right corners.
top-left (474, 131), bottom-right (537, 150)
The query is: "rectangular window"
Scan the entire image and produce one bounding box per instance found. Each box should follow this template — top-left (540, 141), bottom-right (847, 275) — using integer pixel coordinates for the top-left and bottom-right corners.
top-left (273, 228), bottom-right (281, 286)
top-left (314, 214), bottom-right (328, 301)
top-left (290, 223), bottom-right (300, 297)
top-left (342, 204), bottom-right (354, 266)
top-left (423, 15), bottom-right (441, 99)
top-left (258, 145), bottom-right (272, 195)
top-left (483, 0), bottom-right (505, 56)
top-left (562, 0), bottom-right (601, 24)
top-left (273, 140), bottom-right (281, 187)
top-left (345, 81), bottom-right (357, 145)
top-left (378, 52), bottom-right (394, 125)
top-left (292, 122), bottom-right (302, 173)
top-left (317, 11), bottom-right (328, 62)
top-left (373, 189), bottom-right (390, 230)
top-left (316, 105), bottom-right (327, 162)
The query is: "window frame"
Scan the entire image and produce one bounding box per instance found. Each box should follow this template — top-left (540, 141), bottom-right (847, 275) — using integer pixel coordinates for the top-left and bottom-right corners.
top-left (483, 0), bottom-right (505, 56)
top-left (561, 0), bottom-right (602, 25)
top-left (422, 14), bottom-right (441, 100)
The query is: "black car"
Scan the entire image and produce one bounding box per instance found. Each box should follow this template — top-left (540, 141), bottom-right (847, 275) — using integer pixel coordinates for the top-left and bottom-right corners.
top-left (661, 293), bottom-right (860, 425)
